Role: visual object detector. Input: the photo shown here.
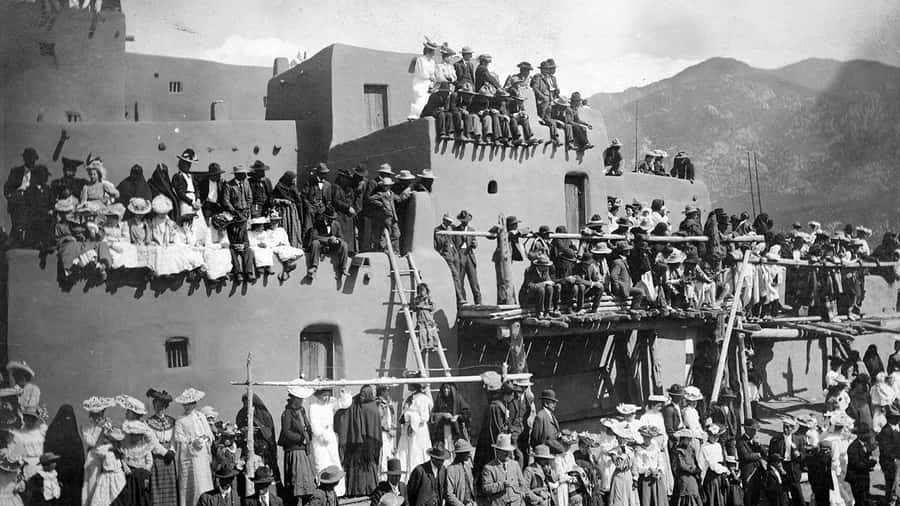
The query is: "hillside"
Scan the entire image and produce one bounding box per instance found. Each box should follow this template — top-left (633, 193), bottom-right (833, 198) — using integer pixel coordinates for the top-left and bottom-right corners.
top-left (589, 57), bottom-right (900, 234)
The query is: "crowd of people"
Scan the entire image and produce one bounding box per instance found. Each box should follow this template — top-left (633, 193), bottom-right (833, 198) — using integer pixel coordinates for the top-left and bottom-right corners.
top-left (436, 197), bottom-right (900, 319)
top-left (409, 40), bottom-right (594, 152)
top-left (3, 147), bottom-right (436, 284)
top-left (601, 144), bottom-right (695, 180)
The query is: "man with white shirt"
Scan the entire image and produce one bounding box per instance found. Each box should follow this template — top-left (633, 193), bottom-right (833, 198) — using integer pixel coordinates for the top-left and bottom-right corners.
top-left (197, 464), bottom-right (240, 506)
top-left (767, 417), bottom-right (805, 506)
top-left (370, 458), bottom-right (409, 506)
top-left (242, 466), bottom-right (283, 506)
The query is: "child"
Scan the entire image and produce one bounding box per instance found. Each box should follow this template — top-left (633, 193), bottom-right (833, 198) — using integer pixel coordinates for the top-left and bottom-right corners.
top-left (411, 283), bottom-right (439, 350)
top-left (247, 216), bottom-right (275, 278)
top-left (698, 424), bottom-right (727, 506)
top-left (266, 211), bottom-right (304, 277)
top-left (203, 212), bottom-right (235, 283)
top-left (723, 456), bottom-right (743, 506)
top-left (673, 428), bottom-right (702, 506)
top-left (148, 195), bottom-right (180, 277)
top-left (102, 203), bottom-right (136, 270)
top-left (24, 452), bottom-right (61, 506)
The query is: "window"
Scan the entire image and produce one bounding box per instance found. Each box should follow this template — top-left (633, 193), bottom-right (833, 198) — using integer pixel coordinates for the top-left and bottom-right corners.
top-left (168, 81), bottom-right (183, 94)
top-left (363, 84), bottom-right (389, 133)
top-left (165, 337), bottom-right (190, 368)
top-left (487, 180), bottom-right (498, 194)
top-left (38, 42), bottom-right (55, 57)
top-left (66, 111), bottom-right (81, 123)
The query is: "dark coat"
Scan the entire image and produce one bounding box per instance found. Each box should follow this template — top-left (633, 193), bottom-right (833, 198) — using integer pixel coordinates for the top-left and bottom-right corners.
top-left (530, 408), bottom-right (561, 452)
top-left (304, 179), bottom-right (335, 218)
top-left (454, 60), bottom-right (476, 85)
top-left (661, 404), bottom-right (682, 439)
top-left (369, 480), bottom-right (408, 506)
top-left (171, 170), bottom-right (198, 208)
top-left (278, 407), bottom-right (311, 451)
top-left (804, 447), bottom-right (834, 502)
top-left (308, 488), bottom-right (338, 506)
top-left (332, 184), bottom-right (358, 253)
top-left (3, 165), bottom-right (29, 207)
top-left (224, 178), bottom-right (253, 215)
top-left (760, 467), bottom-right (788, 506)
top-left (529, 73), bottom-right (558, 117)
top-left (23, 473), bottom-right (61, 506)
top-left (673, 446), bottom-right (701, 498)
top-left (309, 218), bottom-right (344, 245)
top-left (433, 224), bottom-right (459, 263)
top-left (198, 177), bottom-right (226, 205)
top-left (609, 256), bottom-right (633, 297)
top-left (767, 434), bottom-right (805, 482)
top-left (242, 493), bottom-right (284, 506)
top-left (846, 437), bottom-right (876, 479)
top-left (475, 399), bottom-right (509, 471)
top-left (736, 434), bottom-right (765, 483)
top-left (474, 64), bottom-right (501, 93)
top-left (197, 488), bottom-right (242, 506)
top-left (708, 403), bottom-right (738, 440)
top-left (877, 423), bottom-right (900, 462)
top-left (407, 462), bottom-right (445, 506)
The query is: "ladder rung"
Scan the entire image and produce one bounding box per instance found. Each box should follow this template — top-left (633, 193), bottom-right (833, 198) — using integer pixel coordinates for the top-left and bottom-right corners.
top-left (393, 288), bottom-right (416, 293)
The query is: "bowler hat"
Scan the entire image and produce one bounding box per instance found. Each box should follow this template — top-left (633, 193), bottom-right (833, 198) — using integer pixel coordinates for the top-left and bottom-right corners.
top-left (207, 163), bottom-right (225, 176)
top-left (386, 458), bottom-right (403, 476)
top-left (315, 163), bottom-right (330, 175)
top-left (427, 446), bottom-right (451, 460)
top-left (39, 453), bottom-right (60, 466)
top-left (457, 210), bottom-right (473, 222)
top-left (540, 389), bottom-right (558, 402)
top-left (22, 147), bottom-right (38, 159)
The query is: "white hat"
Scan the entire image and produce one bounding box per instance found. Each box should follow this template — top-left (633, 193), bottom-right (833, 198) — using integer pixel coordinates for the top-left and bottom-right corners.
top-left (647, 394), bottom-right (668, 403)
top-left (83, 396), bottom-right (116, 413)
top-left (683, 386), bottom-right (703, 401)
top-left (249, 217), bottom-right (270, 226)
top-left (6, 361), bottom-right (35, 378)
top-left (707, 423), bottom-right (722, 436)
top-left (615, 403), bottom-right (639, 415)
top-left (121, 420), bottom-right (152, 435)
top-left (115, 394), bottom-right (147, 415)
top-left (287, 379), bottom-right (315, 399)
top-left (151, 195), bottom-right (173, 215)
top-left (174, 387), bottom-right (206, 404)
top-left (200, 405), bottom-right (219, 420)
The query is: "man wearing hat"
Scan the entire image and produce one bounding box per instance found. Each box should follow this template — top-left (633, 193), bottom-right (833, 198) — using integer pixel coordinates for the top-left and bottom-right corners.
top-left (246, 160), bottom-right (273, 219)
top-left (242, 466), bottom-right (283, 506)
top-left (224, 165), bottom-right (253, 220)
top-left (572, 251), bottom-right (603, 313)
top-left (635, 151), bottom-right (654, 174)
top-left (172, 148), bottom-right (202, 218)
top-left (454, 210), bottom-right (482, 305)
top-left (23, 452), bottom-right (62, 505)
top-left (846, 422), bottom-right (876, 505)
top-left (444, 439), bottom-right (476, 506)
top-left (678, 205), bottom-right (703, 237)
top-left (767, 417), bottom-right (805, 506)
top-left (519, 254), bottom-right (561, 318)
top-left (198, 163), bottom-right (227, 219)
top-left (50, 156), bottom-right (87, 203)
top-left (480, 434), bottom-right (534, 506)
top-left (661, 385), bottom-right (684, 446)
top-left (307, 207), bottom-right (349, 280)
top-left (530, 390), bottom-right (562, 454)
top-left (310, 466), bottom-right (345, 506)
top-left (407, 446), bottom-right (449, 506)
top-left (566, 92), bottom-right (593, 151)
top-left (474, 54), bottom-right (502, 95)
top-left (603, 138), bottom-right (624, 176)
top-left (610, 241), bottom-right (646, 309)
top-left (454, 46), bottom-right (476, 86)
top-left (5, 147), bottom-right (41, 243)
top-left (366, 176), bottom-right (401, 253)
top-left (434, 213), bottom-right (464, 302)
top-left (411, 169), bottom-right (435, 193)
top-left (197, 464), bottom-right (240, 506)
top-left (709, 387), bottom-right (739, 454)
top-left (671, 151), bottom-right (694, 181)
top-left (736, 418), bottom-right (765, 504)
top-left (303, 163), bottom-right (335, 226)
top-left (522, 444), bottom-right (554, 506)
top-left (877, 407), bottom-right (900, 502)
top-left (530, 60), bottom-right (559, 130)
top-left (504, 62), bottom-right (533, 104)
top-left (370, 458), bottom-right (408, 506)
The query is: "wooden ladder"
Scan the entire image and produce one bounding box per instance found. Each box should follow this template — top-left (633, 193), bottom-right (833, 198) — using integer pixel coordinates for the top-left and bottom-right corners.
top-left (383, 230), bottom-right (452, 378)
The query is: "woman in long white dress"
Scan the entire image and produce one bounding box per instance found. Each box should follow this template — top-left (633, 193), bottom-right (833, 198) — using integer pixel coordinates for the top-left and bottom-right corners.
top-left (203, 213), bottom-right (235, 281)
top-left (395, 382), bottom-right (433, 473)
top-left (307, 388), bottom-right (352, 496)
top-left (173, 388), bottom-right (213, 506)
top-left (81, 397), bottom-right (126, 506)
top-left (0, 449), bottom-right (24, 506)
top-left (682, 386), bottom-right (706, 456)
top-left (639, 394), bottom-right (674, 496)
top-left (407, 40), bottom-right (437, 120)
top-left (10, 408), bottom-right (45, 479)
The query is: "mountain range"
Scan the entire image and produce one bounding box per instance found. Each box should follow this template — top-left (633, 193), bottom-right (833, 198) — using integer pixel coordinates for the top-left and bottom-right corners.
top-left (589, 57), bottom-right (900, 236)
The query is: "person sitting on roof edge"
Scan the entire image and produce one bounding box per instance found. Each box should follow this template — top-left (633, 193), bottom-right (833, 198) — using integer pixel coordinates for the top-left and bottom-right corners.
top-left (604, 139), bottom-right (623, 176)
top-left (519, 254), bottom-right (561, 318)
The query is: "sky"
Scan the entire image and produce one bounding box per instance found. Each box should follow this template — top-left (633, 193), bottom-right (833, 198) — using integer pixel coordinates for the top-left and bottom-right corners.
top-left (125, 0), bottom-right (900, 95)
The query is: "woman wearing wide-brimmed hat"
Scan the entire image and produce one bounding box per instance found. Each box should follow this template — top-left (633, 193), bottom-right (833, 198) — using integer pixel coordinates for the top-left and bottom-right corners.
top-left (117, 395), bottom-right (162, 506)
top-left (11, 405), bottom-right (47, 480)
top-left (144, 389), bottom-right (178, 506)
top-left (408, 38), bottom-right (439, 120)
top-left (308, 386), bottom-right (352, 496)
top-left (173, 388), bottom-right (214, 506)
top-left (278, 382), bottom-right (315, 501)
top-left (80, 158), bottom-right (119, 206)
top-left (396, 373), bottom-right (434, 474)
top-left (81, 396), bottom-right (126, 506)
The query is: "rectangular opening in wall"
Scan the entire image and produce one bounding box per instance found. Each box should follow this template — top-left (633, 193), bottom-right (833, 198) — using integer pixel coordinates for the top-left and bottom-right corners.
top-left (363, 84), bottom-right (389, 134)
top-left (300, 327), bottom-right (335, 379)
top-left (165, 337), bottom-right (189, 368)
top-left (168, 81), bottom-right (183, 94)
top-left (38, 42), bottom-right (56, 57)
top-left (65, 111), bottom-right (81, 123)
top-left (564, 173), bottom-right (588, 232)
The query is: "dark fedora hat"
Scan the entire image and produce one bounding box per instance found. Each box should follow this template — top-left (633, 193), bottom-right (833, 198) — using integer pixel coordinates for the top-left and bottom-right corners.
top-left (743, 418), bottom-right (760, 429)
top-left (22, 147), bottom-right (39, 159)
top-left (540, 389), bottom-right (558, 402)
top-left (386, 458), bottom-right (403, 476)
top-left (39, 452), bottom-right (61, 466)
top-left (667, 384), bottom-right (684, 396)
top-left (61, 157), bottom-right (82, 170)
top-left (457, 210), bottom-right (473, 222)
top-left (517, 61), bottom-right (533, 70)
top-left (207, 163), bottom-right (225, 176)
top-left (353, 163), bottom-right (369, 177)
top-left (249, 160), bottom-right (270, 171)
top-left (253, 466), bottom-right (276, 484)
top-left (427, 446), bottom-right (451, 460)
top-left (316, 162), bottom-right (331, 175)
top-left (506, 215), bottom-right (520, 227)
top-left (540, 59), bottom-right (557, 69)
top-left (214, 464), bottom-right (239, 479)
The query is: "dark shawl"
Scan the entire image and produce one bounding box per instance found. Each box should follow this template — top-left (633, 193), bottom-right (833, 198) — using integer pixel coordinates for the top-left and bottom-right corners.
top-left (117, 165), bottom-right (153, 204)
top-left (44, 404), bottom-right (84, 506)
top-left (347, 386), bottom-right (382, 446)
top-left (148, 163), bottom-right (180, 219)
top-left (344, 386), bottom-right (382, 496)
top-left (863, 345), bottom-right (885, 378)
top-left (272, 172), bottom-right (305, 248)
top-left (236, 393), bottom-right (280, 482)
top-left (432, 384), bottom-right (472, 442)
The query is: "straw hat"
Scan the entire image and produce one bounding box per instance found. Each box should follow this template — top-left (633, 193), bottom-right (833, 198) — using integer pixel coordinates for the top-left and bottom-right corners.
top-left (6, 361), bottom-right (35, 379)
top-left (287, 379), bottom-right (315, 399)
top-left (453, 439), bottom-right (475, 454)
top-left (200, 405), bottom-right (219, 420)
top-left (121, 420), bottom-right (152, 435)
top-left (151, 195), bottom-right (173, 215)
top-left (83, 396), bottom-right (116, 413)
top-left (616, 403), bottom-right (638, 416)
top-left (683, 386), bottom-right (703, 402)
top-left (318, 465), bottom-right (345, 484)
top-left (127, 198), bottom-right (152, 216)
top-left (647, 394), bottom-right (668, 404)
top-left (174, 387), bottom-right (205, 405)
top-left (115, 394), bottom-right (147, 415)
top-left (492, 433), bottom-right (517, 452)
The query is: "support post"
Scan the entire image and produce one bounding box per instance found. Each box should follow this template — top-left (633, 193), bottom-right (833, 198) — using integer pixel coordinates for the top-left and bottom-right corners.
top-left (507, 322), bottom-right (527, 373)
top-left (495, 214), bottom-right (515, 305)
top-left (711, 249), bottom-right (751, 403)
top-left (244, 353), bottom-right (256, 494)
top-left (736, 332), bottom-right (752, 423)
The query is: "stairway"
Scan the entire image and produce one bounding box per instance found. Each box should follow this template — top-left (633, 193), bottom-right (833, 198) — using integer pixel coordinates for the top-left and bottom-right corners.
top-left (383, 230), bottom-right (452, 378)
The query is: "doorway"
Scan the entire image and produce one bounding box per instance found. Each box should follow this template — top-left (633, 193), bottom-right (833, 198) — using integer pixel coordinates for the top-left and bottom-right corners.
top-left (299, 325), bottom-right (336, 379)
top-left (363, 84), bottom-right (389, 134)
top-left (564, 173), bottom-right (588, 233)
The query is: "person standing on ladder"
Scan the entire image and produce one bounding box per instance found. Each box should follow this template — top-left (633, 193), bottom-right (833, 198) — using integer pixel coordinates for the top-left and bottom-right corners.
top-left (454, 210), bottom-right (482, 305)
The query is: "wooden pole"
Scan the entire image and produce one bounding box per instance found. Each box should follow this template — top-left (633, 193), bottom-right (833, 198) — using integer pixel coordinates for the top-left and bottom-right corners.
top-left (754, 152), bottom-right (763, 215)
top-left (747, 151), bottom-right (756, 217)
top-left (496, 214), bottom-right (515, 305)
top-left (437, 229), bottom-right (765, 244)
top-left (711, 249), bottom-right (752, 403)
top-left (634, 100), bottom-right (639, 172)
top-left (244, 353), bottom-right (256, 494)
top-left (230, 372), bottom-right (533, 388)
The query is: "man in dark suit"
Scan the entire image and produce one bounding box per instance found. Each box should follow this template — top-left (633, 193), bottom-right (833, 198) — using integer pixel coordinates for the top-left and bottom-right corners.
top-left (407, 447), bottom-right (449, 506)
top-left (877, 409), bottom-right (900, 503)
top-left (171, 148), bottom-right (201, 217)
top-left (197, 464), bottom-right (241, 506)
top-left (434, 213), bottom-right (464, 304)
top-left (709, 387), bottom-right (739, 455)
top-left (198, 163), bottom-right (227, 219)
top-left (366, 176), bottom-right (400, 252)
top-left (224, 165), bottom-right (253, 220)
top-left (662, 384), bottom-right (684, 449)
top-left (767, 417), bottom-right (805, 506)
top-left (307, 208), bottom-right (348, 280)
top-left (609, 242), bottom-right (646, 309)
top-left (529, 389), bottom-right (563, 454)
top-left (804, 438), bottom-right (833, 506)
top-left (888, 340), bottom-right (900, 373)
top-left (370, 458), bottom-right (408, 506)
top-left (304, 163), bottom-right (335, 228)
top-left (242, 466), bottom-right (283, 506)
top-left (846, 423), bottom-right (876, 505)
top-left (736, 418), bottom-right (766, 505)
top-left (762, 453), bottom-right (789, 506)
top-left (474, 54), bottom-right (502, 93)
top-left (4, 147), bottom-right (40, 244)
top-left (454, 46), bottom-right (476, 86)
top-left (454, 210), bottom-right (482, 305)
top-left (529, 60), bottom-right (559, 124)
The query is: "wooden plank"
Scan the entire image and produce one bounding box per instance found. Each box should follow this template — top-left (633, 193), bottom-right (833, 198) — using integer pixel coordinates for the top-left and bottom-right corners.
top-left (748, 258), bottom-right (898, 269)
top-left (231, 373), bottom-right (534, 388)
top-left (711, 249), bottom-right (752, 403)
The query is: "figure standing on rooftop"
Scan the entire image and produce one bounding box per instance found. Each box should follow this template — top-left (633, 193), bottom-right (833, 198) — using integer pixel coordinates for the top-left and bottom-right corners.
top-left (4, 147), bottom-right (39, 245)
top-left (603, 139), bottom-right (623, 176)
top-left (408, 40), bottom-right (438, 120)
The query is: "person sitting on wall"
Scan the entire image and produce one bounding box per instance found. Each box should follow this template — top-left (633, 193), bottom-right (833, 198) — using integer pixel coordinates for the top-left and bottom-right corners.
top-left (307, 208), bottom-right (349, 281)
top-left (303, 163), bottom-right (335, 232)
top-left (603, 139), bottom-right (624, 176)
top-left (506, 87), bottom-right (540, 146)
top-left (23, 164), bottom-right (54, 251)
top-left (408, 39), bottom-right (438, 120)
top-left (219, 211), bottom-right (255, 283)
top-left (548, 97), bottom-right (571, 148)
top-left (566, 92), bottom-right (594, 151)
top-left (421, 84), bottom-right (454, 141)
top-left (198, 163), bottom-right (227, 220)
top-left (519, 254), bottom-right (561, 318)
top-left (223, 165), bottom-right (253, 220)
top-left (454, 46), bottom-right (476, 87)
top-left (652, 150), bottom-right (668, 176)
top-left (610, 241), bottom-right (647, 309)
top-left (50, 156), bottom-right (88, 204)
top-left (171, 148), bottom-right (202, 219)
top-left (635, 152), bottom-right (654, 173)
top-left (504, 62), bottom-right (534, 110)
top-left (572, 250), bottom-right (605, 314)
top-left (489, 90), bottom-right (514, 147)
top-left (4, 147), bottom-right (40, 246)
top-left (248, 160), bottom-right (273, 219)
top-left (671, 151), bottom-right (695, 181)
top-left (470, 89), bottom-right (498, 146)
top-left (474, 54), bottom-right (503, 96)
top-left (530, 59), bottom-right (560, 139)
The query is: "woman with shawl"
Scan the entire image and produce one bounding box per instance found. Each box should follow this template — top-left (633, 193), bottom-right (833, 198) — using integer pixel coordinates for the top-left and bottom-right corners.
top-left (236, 393), bottom-right (280, 486)
top-left (148, 164), bottom-right (180, 221)
top-left (863, 345), bottom-right (885, 378)
top-left (279, 385), bottom-right (317, 502)
top-left (271, 172), bottom-right (304, 248)
top-left (343, 385), bottom-right (382, 497)
top-left (43, 405), bottom-right (83, 506)
top-left (332, 170), bottom-right (359, 255)
top-left (375, 386), bottom-right (396, 474)
top-left (116, 165), bottom-right (152, 207)
top-left (431, 383), bottom-right (471, 452)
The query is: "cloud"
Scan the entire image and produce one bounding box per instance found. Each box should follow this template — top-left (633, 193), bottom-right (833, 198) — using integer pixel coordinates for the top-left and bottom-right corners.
top-left (203, 35), bottom-right (304, 67)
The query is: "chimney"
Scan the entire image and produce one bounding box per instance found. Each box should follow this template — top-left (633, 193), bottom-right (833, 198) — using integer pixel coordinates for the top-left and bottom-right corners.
top-left (273, 57), bottom-right (289, 77)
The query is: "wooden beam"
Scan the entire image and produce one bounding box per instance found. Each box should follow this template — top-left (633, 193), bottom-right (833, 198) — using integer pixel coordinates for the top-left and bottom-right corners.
top-left (230, 373), bottom-right (533, 388)
top-left (711, 249), bottom-right (752, 403)
top-left (437, 229), bottom-right (764, 243)
top-left (748, 258), bottom-right (899, 269)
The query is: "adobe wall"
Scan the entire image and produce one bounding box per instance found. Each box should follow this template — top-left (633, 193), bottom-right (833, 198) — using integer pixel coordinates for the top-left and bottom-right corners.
top-left (6, 194), bottom-right (458, 428)
top-left (1, 120), bottom-right (300, 229)
top-left (0, 3), bottom-right (126, 124)
top-left (124, 54), bottom-right (270, 122)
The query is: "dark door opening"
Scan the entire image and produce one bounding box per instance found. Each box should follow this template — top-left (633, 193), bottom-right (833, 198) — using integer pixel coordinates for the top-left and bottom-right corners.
top-left (299, 326), bottom-right (335, 379)
top-left (363, 84), bottom-right (389, 134)
top-left (564, 173), bottom-right (588, 233)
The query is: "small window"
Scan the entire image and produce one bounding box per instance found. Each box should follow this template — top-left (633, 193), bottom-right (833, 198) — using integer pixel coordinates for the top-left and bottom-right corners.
top-left (66, 111), bottom-right (81, 123)
top-left (38, 42), bottom-right (56, 57)
top-left (168, 81), bottom-right (183, 94)
top-left (165, 337), bottom-right (190, 368)
top-left (487, 180), bottom-right (498, 194)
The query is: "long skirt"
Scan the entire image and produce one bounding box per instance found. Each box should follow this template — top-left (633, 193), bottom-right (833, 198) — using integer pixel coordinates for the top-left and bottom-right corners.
top-left (608, 470), bottom-right (636, 506)
top-left (273, 201), bottom-right (303, 248)
top-left (115, 468), bottom-right (151, 506)
top-left (344, 441), bottom-right (381, 497)
top-left (150, 455), bottom-right (178, 506)
top-left (701, 472), bottom-right (727, 506)
top-left (284, 448), bottom-right (317, 497)
top-left (638, 474), bottom-right (667, 506)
